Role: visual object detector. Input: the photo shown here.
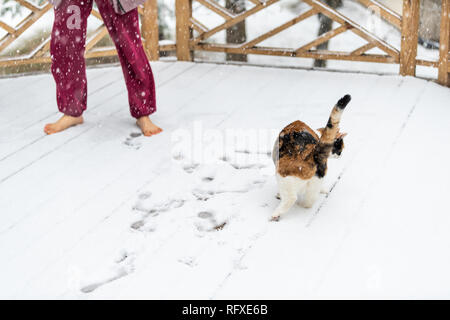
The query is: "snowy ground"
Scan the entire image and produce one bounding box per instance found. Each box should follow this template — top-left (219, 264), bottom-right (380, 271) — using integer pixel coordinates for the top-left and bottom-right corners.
top-left (0, 61), bottom-right (449, 299)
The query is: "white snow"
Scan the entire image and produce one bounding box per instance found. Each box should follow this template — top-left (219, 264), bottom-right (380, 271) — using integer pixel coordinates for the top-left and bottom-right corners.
top-left (0, 61), bottom-right (449, 299)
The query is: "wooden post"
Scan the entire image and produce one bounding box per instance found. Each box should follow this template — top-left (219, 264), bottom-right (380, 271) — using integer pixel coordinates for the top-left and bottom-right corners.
top-left (142, 0), bottom-right (160, 61)
top-left (225, 0), bottom-right (247, 62)
top-left (400, 0), bottom-right (420, 76)
top-left (176, 0), bottom-right (193, 61)
top-left (438, 0), bottom-right (450, 87)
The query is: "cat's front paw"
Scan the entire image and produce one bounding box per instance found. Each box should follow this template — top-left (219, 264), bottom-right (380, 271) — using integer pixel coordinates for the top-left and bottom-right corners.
top-left (320, 187), bottom-right (329, 194)
top-left (270, 215), bottom-right (280, 222)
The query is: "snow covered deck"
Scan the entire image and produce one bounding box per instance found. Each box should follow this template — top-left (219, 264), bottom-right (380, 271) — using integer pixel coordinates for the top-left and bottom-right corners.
top-left (1, 61), bottom-right (449, 299)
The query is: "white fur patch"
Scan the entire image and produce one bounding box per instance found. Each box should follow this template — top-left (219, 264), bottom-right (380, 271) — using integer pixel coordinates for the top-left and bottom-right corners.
top-left (272, 173), bottom-right (323, 219)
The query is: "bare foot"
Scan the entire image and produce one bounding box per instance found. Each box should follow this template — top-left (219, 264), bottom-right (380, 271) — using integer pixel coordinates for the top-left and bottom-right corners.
top-left (44, 115), bottom-right (84, 135)
top-left (136, 116), bottom-right (163, 137)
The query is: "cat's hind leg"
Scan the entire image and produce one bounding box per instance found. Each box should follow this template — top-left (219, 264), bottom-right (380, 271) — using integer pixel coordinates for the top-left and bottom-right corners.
top-left (320, 187), bottom-right (329, 194)
top-left (301, 176), bottom-right (323, 208)
top-left (271, 176), bottom-right (299, 221)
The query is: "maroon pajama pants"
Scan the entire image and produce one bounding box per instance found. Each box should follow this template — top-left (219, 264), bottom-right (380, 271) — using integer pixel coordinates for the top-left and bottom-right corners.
top-left (50, 0), bottom-right (156, 118)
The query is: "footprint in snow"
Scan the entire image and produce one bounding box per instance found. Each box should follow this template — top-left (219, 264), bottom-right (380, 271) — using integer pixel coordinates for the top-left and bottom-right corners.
top-left (131, 198), bottom-right (185, 231)
top-left (172, 151), bottom-right (184, 161)
top-left (198, 211), bottom-right (213, 219)
top-left (220, 155), bottom-right (269, 170)
top-left (182, 163), bottom-right (199, 173)
top-left (138, 192), bottom-right (151, 200)
top-left (195, 211), bottom-right (227, 232)
top-left (123, 132), bottom-right (143, 150)
top-left (230, 163), bottom-right (268, 170)
top-left (235, 149), bottom-right (272, 157)
top-left (178, 256), bottom-right (198, 267)
top-left (192, 189), bottom-right (215, 201)
top-left (80, 252), bottom-right (135, 294)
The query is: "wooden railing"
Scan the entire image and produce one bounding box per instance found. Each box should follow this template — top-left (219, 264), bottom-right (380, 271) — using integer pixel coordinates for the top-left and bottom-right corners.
top-left (0, 0), bottom-right (449, 86)
top-left (439, 0), bottom-right (449, 86)
top-left (174, 0), bottom-right (449, 86)
top-left (0, 0), bottom-right (173, 67)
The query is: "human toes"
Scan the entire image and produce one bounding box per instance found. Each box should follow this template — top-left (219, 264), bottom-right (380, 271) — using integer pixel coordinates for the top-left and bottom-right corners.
top-left (44, 124), bottom-right (54, 134)
top-left (142, 130), bottom-right (153, 137)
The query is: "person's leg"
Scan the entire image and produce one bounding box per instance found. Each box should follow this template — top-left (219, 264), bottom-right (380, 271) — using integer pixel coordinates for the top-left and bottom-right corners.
top-left (95, 0), bottom-right (161, 136)
top-left (45, 0), bottom-right (93, 134)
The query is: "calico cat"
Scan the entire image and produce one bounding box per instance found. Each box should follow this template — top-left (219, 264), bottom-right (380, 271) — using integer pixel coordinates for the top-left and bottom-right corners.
top-left (271, 94), bottom-right (351, 221)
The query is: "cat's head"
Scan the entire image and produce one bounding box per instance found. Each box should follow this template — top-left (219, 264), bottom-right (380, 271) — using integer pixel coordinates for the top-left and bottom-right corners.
top-left (317, 128), bottom-right (347, 158)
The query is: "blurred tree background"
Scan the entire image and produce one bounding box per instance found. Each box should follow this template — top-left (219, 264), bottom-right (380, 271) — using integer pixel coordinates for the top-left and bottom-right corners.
top-left (1, 0), bottom-right (45, 16)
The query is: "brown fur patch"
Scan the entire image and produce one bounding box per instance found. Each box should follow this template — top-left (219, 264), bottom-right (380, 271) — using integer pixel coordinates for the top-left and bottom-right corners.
top-left (336, 132), bottom-right (347, 139)
top-left (280, 120), bottom-right (319, 140)
top-left (275, 121), bottom-right (319, 180)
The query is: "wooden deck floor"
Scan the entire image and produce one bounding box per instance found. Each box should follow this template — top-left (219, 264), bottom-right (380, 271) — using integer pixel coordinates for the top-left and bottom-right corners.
top-left (0, 61), bottom-right (449, 299)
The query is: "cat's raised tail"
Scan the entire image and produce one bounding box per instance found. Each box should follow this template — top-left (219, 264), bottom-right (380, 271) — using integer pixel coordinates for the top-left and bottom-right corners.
top-left (337, 94), bottom-right (351, 109)
top-left (319, 94), bottom-right (351, 145)
top-left (314, 94), bottom-right (351, 178)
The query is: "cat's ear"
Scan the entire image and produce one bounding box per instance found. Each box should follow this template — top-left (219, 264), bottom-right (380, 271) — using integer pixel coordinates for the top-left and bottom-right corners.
top-left (337, 132), bottom-right (348, 138)
top-left (317, 127), bottom-right (325, 135)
